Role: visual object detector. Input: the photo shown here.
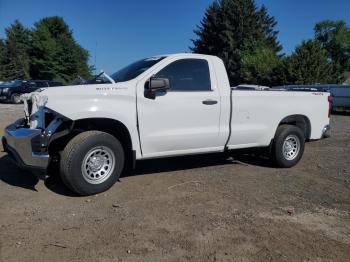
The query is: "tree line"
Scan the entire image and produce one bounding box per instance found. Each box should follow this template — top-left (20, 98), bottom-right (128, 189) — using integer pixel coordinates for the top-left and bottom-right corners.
top-left (0, 17), bottom-right (91, 84)
top-left (192, 0), bottom-right (350, 86)
top-left (0, 0), bottom-right (349, 86)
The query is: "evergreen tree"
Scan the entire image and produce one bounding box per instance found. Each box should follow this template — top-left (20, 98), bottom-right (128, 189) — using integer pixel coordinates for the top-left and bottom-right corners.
top-left (30, 16), bottom-right (91, 83)
top-left (191, 0), bottom-right (281, 85)
top-left (0, 20), bottom-right (31, 80)
top-left (0, 40), bottom-right (6, 79)
top-left (286, 40), bottom-right (334, 84)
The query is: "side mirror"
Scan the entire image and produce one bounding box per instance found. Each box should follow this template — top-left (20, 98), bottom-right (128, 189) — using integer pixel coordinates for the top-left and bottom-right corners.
top-left (145, 77), bottom-right (170, 99)
top-left (149, 77), bottom-right (170, 92)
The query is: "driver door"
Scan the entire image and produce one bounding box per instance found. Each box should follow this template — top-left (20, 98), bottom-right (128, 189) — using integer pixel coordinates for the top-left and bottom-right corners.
top-left (137, 58), bottom-right (222, 158)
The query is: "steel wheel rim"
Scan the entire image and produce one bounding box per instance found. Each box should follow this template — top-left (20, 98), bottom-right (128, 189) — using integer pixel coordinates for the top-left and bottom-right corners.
top-left (282, 135), bottom-right (300, 161)
top-left (82, 146), bottom-right (115, 185)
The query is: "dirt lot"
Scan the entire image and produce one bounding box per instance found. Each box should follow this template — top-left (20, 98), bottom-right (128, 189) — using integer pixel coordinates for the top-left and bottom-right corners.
top-left (0, 104), bottom-right (349, 262)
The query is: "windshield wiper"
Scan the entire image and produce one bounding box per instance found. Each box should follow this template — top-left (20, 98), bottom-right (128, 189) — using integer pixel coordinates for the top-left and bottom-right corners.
top-left (87, 71), bottom-right (116, 84)
top-left (89, 71), bottom-right (105, 84)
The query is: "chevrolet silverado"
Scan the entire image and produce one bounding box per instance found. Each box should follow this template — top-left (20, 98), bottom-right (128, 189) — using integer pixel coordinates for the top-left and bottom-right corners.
top-left (2, 54), bottom-right (331, 195)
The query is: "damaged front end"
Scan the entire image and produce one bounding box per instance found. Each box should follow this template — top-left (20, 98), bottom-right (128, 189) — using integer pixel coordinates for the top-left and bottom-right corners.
top-left (2, 93), bottom-right (72, 175)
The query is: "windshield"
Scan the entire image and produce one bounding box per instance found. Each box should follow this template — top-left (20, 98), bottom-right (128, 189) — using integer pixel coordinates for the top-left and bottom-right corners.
top-left (0, 80), bottom-right (22, 87)
top-left (111, 56), bottom-right (166, 82)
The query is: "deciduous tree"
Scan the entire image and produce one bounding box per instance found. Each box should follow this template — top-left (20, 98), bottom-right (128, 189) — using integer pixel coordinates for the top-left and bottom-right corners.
top-left (286, 40), bottom-right (333, 84)
top-left (315, 20), bottom-right (350, 71)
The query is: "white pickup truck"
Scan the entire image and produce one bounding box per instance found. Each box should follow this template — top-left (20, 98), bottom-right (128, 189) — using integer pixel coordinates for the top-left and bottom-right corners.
top-left (2, 54), bottom-right (331, 195)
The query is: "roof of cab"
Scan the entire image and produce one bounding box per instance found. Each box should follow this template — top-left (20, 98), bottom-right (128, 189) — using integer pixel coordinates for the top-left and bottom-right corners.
top-left (152, 53), bottom-right (218, 59)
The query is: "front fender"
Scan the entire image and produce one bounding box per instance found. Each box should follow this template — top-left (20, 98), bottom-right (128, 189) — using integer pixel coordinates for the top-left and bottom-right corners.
top-left (43, 85), bottom-right (140, 157)
top-left (67, 111), bottom-right (140, 158)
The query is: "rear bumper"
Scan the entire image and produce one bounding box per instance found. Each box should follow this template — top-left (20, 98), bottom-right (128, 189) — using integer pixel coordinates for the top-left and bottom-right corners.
top-left (322, 124), bottom-right (331, 138)
top-left (2, 118), bottom-right (49, 173)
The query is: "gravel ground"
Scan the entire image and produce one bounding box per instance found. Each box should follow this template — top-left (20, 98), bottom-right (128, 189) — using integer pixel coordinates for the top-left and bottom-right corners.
top-left (0, 103), bottom-right (349, 262)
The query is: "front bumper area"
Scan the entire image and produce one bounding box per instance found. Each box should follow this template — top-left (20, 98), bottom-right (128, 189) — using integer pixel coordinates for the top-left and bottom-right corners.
top-left (2, 118), bottom-right (49, 172)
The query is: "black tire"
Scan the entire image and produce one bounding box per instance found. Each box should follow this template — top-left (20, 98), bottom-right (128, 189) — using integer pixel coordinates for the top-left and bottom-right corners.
top-left (272, 125), bottom-right (305, 168)
top-left (10, 93), bottom-right (22, 104)
top-left (60, 131), bottom-right (124, 196)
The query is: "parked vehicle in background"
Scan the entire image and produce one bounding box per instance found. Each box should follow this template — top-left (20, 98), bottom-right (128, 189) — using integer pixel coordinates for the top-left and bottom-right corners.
top-left (233, 84), bottom-right (270, 91)
top-left (0, 80), bottom-right (63, 104)
top-left (273, 85), bottom-right (350, 110)
top-left (2, 54), bottom-right (331, 195)
top-left (330, 85), bottom-right (350, 110)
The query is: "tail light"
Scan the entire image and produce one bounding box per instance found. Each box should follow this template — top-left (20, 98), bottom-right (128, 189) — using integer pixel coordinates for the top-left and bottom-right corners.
top-left (328, 95), bottom-right (333, 118)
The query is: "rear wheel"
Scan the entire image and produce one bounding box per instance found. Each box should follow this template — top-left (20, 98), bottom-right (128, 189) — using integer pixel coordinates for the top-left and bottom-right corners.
top-left (272, 125), bottom-right (305, 168)
top-left (60, 131), bottom-right (124, 196)
top-left (10, 93), bottom-right (21, 104)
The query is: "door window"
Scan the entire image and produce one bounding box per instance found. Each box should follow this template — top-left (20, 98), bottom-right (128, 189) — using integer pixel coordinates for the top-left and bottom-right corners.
top-left (156, 59), bottom-right (211, 91)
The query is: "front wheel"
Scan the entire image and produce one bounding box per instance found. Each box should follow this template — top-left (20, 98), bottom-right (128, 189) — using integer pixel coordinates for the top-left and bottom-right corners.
top-left (272, 125), bottom-right (305, 168)
top-left (60, 131), bottom-right (124, 196)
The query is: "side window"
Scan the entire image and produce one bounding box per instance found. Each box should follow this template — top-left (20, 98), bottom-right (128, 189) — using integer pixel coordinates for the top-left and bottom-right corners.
top-left (156, 59), bottom-right (211, 91)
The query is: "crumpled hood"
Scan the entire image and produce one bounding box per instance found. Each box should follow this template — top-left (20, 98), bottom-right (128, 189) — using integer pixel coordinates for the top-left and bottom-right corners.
top-left (20, 82), bottom-right (135, 127)
top-left (22, 84), bottom-right (110, 107)
top-left (20, 83), bottom-right (103, 113)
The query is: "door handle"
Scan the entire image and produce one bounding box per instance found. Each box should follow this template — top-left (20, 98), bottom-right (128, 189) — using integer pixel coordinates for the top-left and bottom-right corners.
top-left (202, 99), bottom-right (218, 105)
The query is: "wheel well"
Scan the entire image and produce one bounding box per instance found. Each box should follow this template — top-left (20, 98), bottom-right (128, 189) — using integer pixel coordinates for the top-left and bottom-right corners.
top-left (278, 115), bottom-right (311, 140)
top-left (74, 118), bottom-right (132, 151)
top-left (49, 118), bottom-right (133, 155)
